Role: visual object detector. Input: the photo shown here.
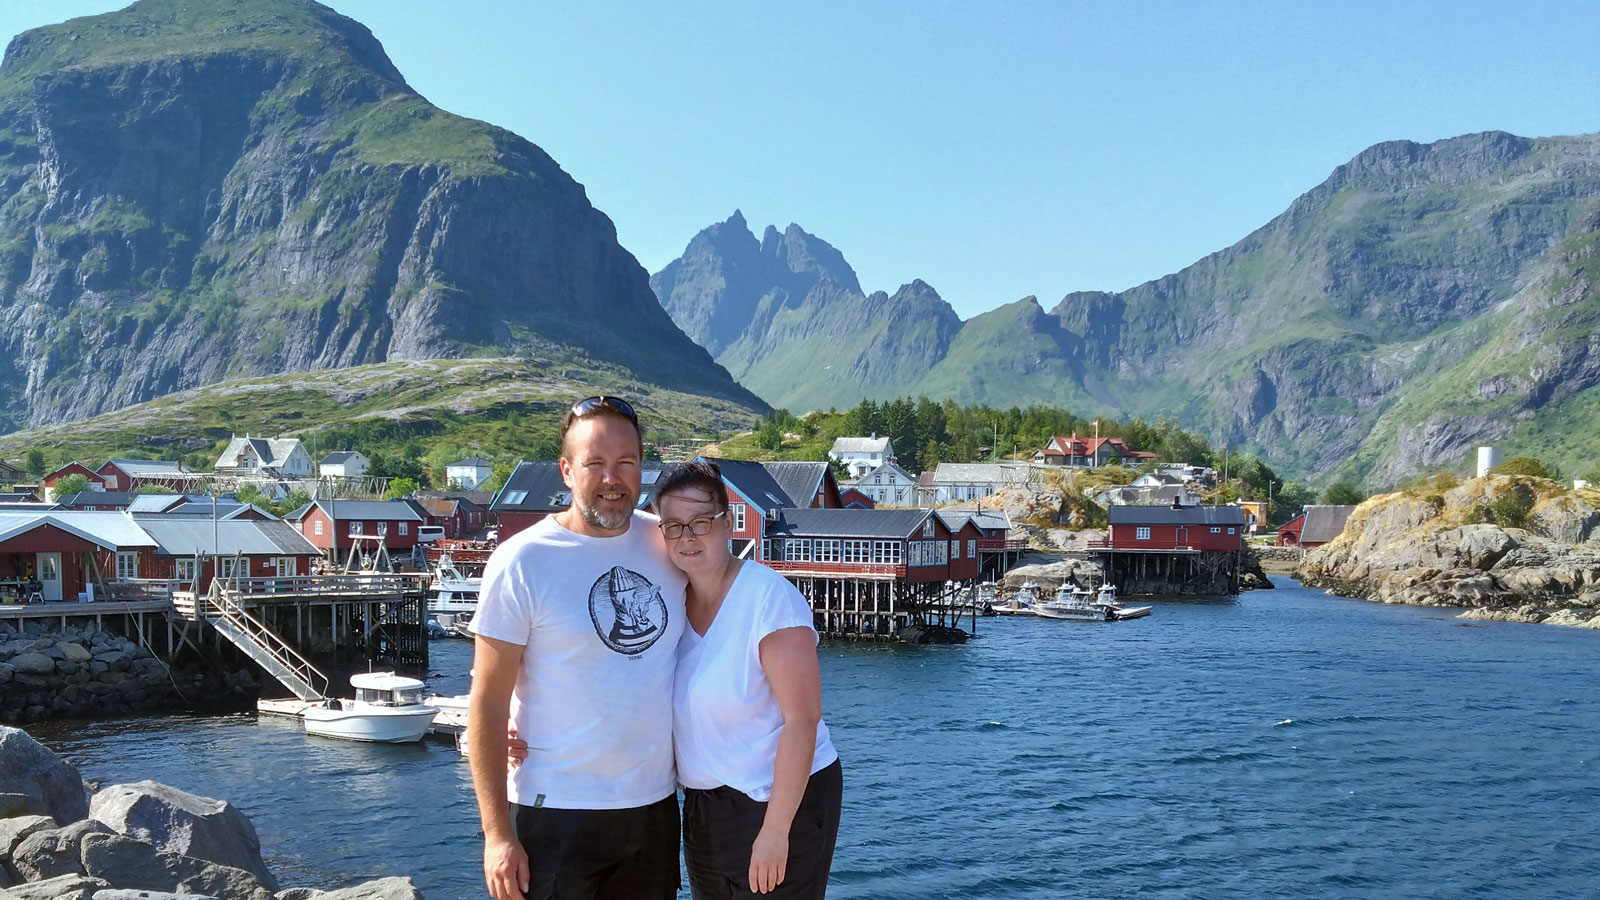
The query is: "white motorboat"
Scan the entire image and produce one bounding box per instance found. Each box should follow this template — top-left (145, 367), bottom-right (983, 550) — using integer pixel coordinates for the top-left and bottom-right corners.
top-left (1033, 583), bottom-right (1109, 621)
top-left (427, 554), bottom-right (481, 621)
top-left (1094, 584), bottom-right (1152, 620)
top-left (301, 672), bottom-right (440, 743)
top-left (994, 581), bottom-right (1037, 615)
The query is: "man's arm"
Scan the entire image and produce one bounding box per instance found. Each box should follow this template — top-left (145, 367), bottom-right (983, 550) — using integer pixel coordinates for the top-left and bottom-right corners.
top-left (470, 632), bottom-right (528, 900)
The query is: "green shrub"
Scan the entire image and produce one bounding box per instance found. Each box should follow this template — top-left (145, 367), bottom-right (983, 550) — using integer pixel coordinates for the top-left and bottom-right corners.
top-left (1492, 457), bottom-right (1553, 479)
top-left (1487, 491), bottom-right (1533, 528)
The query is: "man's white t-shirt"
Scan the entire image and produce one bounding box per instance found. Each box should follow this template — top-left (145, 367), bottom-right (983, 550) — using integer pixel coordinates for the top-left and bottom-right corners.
top-left (673, 560), bottom-right (838, 802)
top-left (472, 510), bottom-right (686, 810)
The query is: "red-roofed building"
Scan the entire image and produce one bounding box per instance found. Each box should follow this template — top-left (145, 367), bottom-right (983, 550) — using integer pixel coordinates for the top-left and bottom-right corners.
top-left (1035, 434), bottom-right (1156, 468)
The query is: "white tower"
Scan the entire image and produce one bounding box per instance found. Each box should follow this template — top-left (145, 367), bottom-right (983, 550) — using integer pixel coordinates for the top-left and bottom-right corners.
top-left (1476, 446), bottom-right (1503, 479)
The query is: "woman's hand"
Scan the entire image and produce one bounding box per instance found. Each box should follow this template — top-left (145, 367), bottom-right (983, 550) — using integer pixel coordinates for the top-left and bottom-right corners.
top-left (748, 823), bottom-right (789, 894)
top-left (507, 724), bottom-right (528, 771)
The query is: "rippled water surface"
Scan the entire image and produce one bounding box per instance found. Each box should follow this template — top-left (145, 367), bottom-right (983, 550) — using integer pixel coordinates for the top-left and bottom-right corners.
top-left (30, 580), bottom-right (1600, 898)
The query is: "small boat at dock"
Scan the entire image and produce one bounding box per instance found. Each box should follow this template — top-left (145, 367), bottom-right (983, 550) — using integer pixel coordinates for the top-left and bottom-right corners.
top-left (993, 581), bottom-right (1037, 615)
top-left (301, 672), bottom-right (440, 743)
top-left (1034, 583), bottom-right (1107, 621)
top-left (427, 555), bottom-right (481, 624)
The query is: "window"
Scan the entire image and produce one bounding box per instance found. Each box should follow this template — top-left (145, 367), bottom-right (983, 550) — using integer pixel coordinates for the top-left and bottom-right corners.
top-left (761, 539), bottom-right (771, 561)
top-left (786, 539), bottom-right (811, 562)
top-left (937, 541), bottom-right (949, 564)
top-left (1210, 527), bottom-right (1221, 534)
top-left (376, 522), bottom-right (388, 537)
top-left (275, 557), bottom-right (296, 577)
top-left (922, 520), bottom-right (934, 538)
top-left (313, 519), bottom-right (324, 536)
top-left (218, 557), bottom-right (238, 580)
top-left (843, 540), bottom-right (872, 564)
top-left (398, 522), bottom-right (409, 536)
top-left (1228, 527), bottom-right (1236, 535)
top-left (349, 521), bottom-right (364, 536)
top-left (731, 504), bottom-right (746, 532)
top-left (1136, 527), bottom-right (1151, 541)
top-left (967, 539), bottom-right (977, 557)
top-left (504, 490), bottom-right (530, 505)
top-left (116, 552), bottom-right (138, 579)
top-left (951, 540), bottom-right (961, 560)
top-left (176, 558), bottom-right (197, 582)
top-left (873, 541), bottom-right (902, 565)
top-left (816, 540), bottom-right (841, 563)
top-left (641, 470), bottom-right (662, 485)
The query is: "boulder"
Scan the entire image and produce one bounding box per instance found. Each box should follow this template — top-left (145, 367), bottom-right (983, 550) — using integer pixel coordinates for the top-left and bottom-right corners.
top-left (10, 820), bottom-right (109, 880)
top-left (274, 889), bottom-right (326, 900)
top-left (55, 644), bottom-right (92, 665)
top-left (90, 782), bottom-right (277, 889)
top-left (0, 814), bottom-right (54, 858)
top-left (0, 727), bottom-right (91, 824)
top-left (4, 873), bottom-right (109, 900)
top-left (0, 794), bottom-right (29, 818)
top-left (6, 655), bottom-right (53, 677)
top-left (79, 832), bottom-right (275, 900)
top-left (94, 892), bottom-right (223, 900)
top-left (315, 877), bottom-right (424, 900)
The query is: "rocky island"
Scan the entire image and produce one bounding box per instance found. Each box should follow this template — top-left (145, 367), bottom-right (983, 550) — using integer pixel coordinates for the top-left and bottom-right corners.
top-left (0, 726), bottom-right (419, 899)
top-left (1297, 475), bottom-right (1600, 627)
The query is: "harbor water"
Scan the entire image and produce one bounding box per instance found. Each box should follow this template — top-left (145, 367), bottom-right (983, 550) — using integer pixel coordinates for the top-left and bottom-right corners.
top-left (29, 579), bottom-right (1600, 899)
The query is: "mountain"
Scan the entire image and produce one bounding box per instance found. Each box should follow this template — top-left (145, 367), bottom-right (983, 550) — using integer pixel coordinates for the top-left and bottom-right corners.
top-left (654, 131), bottom-right (1600, 484)
top-left (0, 0), bottom-right (762, 433)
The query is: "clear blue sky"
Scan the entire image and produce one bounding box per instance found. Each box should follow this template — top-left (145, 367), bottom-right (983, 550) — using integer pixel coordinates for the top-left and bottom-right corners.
top-left (4, 1), bottom-right (1598, 318)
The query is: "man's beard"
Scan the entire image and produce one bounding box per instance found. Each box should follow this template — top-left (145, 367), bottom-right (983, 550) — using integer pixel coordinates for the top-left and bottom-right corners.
top-left (577, 497), bottom-right (632, 531)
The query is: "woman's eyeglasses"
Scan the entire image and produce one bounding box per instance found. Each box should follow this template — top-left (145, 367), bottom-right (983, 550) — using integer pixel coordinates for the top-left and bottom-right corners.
top-left (659, 511), bottom-right (726, 540)
top-left (570, 396), bottom-right (638, 422)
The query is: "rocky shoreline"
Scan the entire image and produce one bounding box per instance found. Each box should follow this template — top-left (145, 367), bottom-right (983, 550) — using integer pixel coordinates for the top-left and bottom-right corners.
top-left (1, 725), bottom-right (422, 899)
top-left (1297, 475), bottom-right (1600, 628)
top-left (0, 623), bottom-right (258, 725)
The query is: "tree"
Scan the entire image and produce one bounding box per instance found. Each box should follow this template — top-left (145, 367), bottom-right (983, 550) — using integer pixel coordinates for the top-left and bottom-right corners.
top-left (384, 477), bottom-right (419, 500)
top-left (54, 473), bottom-right (89, 496)
top-left (1321, 481), bottom-right (1365, 505)
top-left (1493, 457), bottom-right (1554, 480)
top-left (482, 461), bottom-right (515, 494)
top-left (1581, 468), bottom-right (1600, 486)
top-left (757, 418), bottom-right (783, 451)
top-left (24, 449), bottom-right (45, 479)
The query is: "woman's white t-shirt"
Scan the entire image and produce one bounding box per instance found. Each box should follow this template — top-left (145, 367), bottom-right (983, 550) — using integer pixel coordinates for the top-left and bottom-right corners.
top-left (674, 561), bottom-right (838, 802)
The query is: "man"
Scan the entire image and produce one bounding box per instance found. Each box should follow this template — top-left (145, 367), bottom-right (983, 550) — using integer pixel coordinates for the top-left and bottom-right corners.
top-left (469, 396), bottom-right (686, 900)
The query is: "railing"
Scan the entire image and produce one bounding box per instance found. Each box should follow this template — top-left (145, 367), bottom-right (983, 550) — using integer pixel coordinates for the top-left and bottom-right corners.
top-left (1087, 539), bottom-right (1204, 552)
top-left (764, 560), bottom-right (907, 578)
top-left (977, 539), bottom-right (1029, 551)
top-left (200, 582), bottom-right (328, 701)
top-left (212, 574), bottom-right (424, 596)
top-left (106, 579), bottom-right (179, 602)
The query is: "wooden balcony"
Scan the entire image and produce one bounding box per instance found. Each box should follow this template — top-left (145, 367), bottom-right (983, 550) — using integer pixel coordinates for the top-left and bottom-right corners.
top-left (1087, 539), bottom-right (1203, 553)
top-left (763, 560), bottom-right (906, 580)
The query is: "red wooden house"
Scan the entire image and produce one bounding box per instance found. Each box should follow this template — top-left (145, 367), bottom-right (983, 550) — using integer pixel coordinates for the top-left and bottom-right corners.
top-left (761, 508), bottom-right (963, 583)
top-left (1036, 434), bottom-right (1157, 468)
top-left (129, 517), bottom-right (322, 591)
top-left (1104, 505), bottom-right (1247, 551)
top-left (1277, 505), bottom-right (1356, 548)
top-left (839, 487), bottom-right (875, 509)
top-left (96, 458), bottom-right (192, 492)
top-left (0, 511), bottom-right (156, 602)
top-left (287, 500), bottom-right (426, 557)
top-left (42, 462), bottom-right (107, 494)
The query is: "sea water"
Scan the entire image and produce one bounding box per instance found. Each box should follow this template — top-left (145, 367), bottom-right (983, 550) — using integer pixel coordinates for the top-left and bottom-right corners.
top-left (30, 579), bottom-right (1600, 898)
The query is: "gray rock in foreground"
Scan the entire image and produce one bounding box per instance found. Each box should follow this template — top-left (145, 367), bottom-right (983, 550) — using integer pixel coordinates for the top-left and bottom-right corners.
top-left (0, 727), bottom-right (90, 824)
top-left (10, 820), bottom-right (110, 881)
top-left (80, 832), bottom-right (274, 900)
top-left (91, 781), bottom-right (278, 889)
top-left (4, 873), bottom-right (109, 900)
top-left (314, 877), bottom-right (424, 900)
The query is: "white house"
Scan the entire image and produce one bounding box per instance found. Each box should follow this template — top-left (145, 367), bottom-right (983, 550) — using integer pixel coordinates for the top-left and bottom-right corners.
top-left (847, 462), bottom-right (918, 507)
top-left (828, 435), bottom-right (895, 479)
top-left (215, 435), bottom-right (312, 478)
top-left (318, 451), bottom-right (370, 478)
top-left (927, 463), bottom-right (1039, 504)
top-left (446, 457), bottom-right (495, 490)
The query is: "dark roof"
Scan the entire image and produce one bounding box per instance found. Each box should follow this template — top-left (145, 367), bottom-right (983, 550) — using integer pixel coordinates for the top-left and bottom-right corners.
top-left (701, 458), bottom-right (793, 513)
top-left (320, 451), bottom-right (361, 465)
top-left (305, 500), bottom-right (425, 521)
top-left (55, 491), bottom-right (141, 508)
top-left (1108, 505), bottom-right (1247, 526)
top-left (492, 461), bottom-right (678, 512)
top-left (1299, 505), bottom-right (1357, 544)
top-left (416, 490), bottom-right (492, 509)
top-left (448, 457), bottom-right (494, 468)
top-left (768, 508), bottom-right (932, 539)
top-left (0, 491), bottom-right (39, 502)
top-left (417, 498), bottom-right (460, 518)
top-left (762, 462), bottom-right (828, 508)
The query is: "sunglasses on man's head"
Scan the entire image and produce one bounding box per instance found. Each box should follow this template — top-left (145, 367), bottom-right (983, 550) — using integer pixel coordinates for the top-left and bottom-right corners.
top-left (659, 511), bottom-right (726, 540)
top-left (570, 396), bottom-right (638, 422)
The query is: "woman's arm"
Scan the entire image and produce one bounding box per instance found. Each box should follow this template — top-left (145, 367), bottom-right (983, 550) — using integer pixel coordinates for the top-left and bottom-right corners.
top-left (749, 626), bottom-right (823, 894)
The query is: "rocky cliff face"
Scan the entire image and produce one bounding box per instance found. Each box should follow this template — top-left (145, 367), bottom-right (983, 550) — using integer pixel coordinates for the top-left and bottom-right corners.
top-left (0, 0), bottom-right (760, 432)
top-left (655, 131), bottom-right (1600, 483)
top-left (1298, 476), bottom-right (1600, 627)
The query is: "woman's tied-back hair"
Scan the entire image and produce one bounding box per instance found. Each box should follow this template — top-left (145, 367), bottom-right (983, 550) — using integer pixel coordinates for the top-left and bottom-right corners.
top-left (653, 460), bottom-right (730, 515)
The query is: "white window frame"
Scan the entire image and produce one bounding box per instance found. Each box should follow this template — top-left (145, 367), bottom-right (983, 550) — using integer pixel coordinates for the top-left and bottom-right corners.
top-left (873, 541), bottom-right (902, 565)
top-left (1210, 527), bottom-right (1221, 534)
top-left (950, 540), bottom-right (960, 559)
top-left (816, 539), bottom-right (841, 563)
top-left (218, 557), bottom-right (238, 581)
top-left (967, 539), bottom-right (977, 557)
top-left (937, 541), bottom-right (948, 564)
top-left (313, 519), bottom-right (324, 536)
top-left (844, 539), bottom-right (871, 564)
top-left (786, 539), bottom-right (811, 562)
top-left (116, 551), bottom-right (138, 580)
top-left (377, 522), bottom-right (388, 537)
top-left (349, 521), bottom-right (363, 536)
top-left (921, 520), bottom-right (934, 538)
top-left (761, 538), bottom-right (771, 561)
top-left (398, 522), bottom-right (409, 536)
top-left (732, 504), bottom-right (746, 532)
top-left (1228, 527), bottom-right (1236, 535)
top-left (176, 558), bottom-right (198, 582)
top-left (1136, 527), bottom-right (1151, 541)
top-left (275, 557), bottom-right (297, 577)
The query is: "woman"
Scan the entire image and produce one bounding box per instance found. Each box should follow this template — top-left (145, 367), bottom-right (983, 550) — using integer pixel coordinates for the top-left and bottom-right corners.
top-left (656, 460), bottom-right (842, 899)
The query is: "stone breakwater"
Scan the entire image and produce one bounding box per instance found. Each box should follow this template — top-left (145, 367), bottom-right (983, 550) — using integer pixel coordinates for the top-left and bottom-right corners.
top-left (0, 622), bottom-right (257, 725)
top-left (0, 725), bottom-right (423, 900)
top-left (1297, 476), bottom-right (1600, 628)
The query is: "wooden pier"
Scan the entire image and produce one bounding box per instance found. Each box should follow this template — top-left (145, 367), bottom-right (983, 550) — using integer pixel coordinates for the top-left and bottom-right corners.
top-left (772, 565), bottom-right (979, 641)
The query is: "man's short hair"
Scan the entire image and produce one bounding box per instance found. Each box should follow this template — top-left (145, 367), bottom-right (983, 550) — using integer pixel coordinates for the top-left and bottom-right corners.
top-left (560, 396), bottom-right (644, 459)
top-left (653, 460), bottom-right (729, 515)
